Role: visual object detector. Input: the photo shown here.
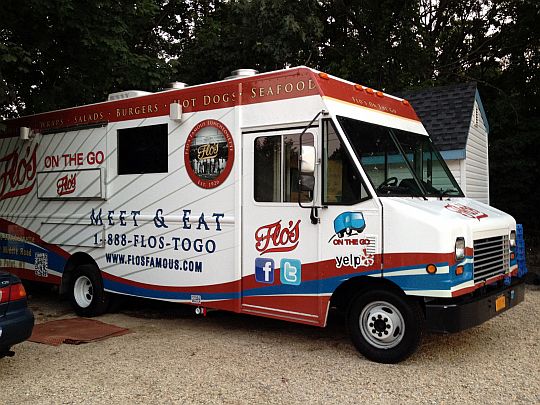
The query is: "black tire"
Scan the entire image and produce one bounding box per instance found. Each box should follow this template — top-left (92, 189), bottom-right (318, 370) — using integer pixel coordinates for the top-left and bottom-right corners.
top-left (70, 264), bottom-right (109, 317)
top-left (347, 289), bottom-right (424, 364)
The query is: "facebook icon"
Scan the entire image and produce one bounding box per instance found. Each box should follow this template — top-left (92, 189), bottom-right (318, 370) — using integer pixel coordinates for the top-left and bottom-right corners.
top-left (255, 258), bottom-right (275, 283)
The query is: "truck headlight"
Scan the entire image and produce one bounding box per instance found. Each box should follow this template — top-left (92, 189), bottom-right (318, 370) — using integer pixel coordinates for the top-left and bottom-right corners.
top-left (510, 230), bottom-right (516, 248)
top-left (455, 237), bottom-right (465, 261)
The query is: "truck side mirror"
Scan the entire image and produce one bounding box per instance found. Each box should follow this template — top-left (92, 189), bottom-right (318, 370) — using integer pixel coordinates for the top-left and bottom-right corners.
top-left (300, 145), bottom-right (316, 174)
top-left (299, 174), bottom-right (315, 192)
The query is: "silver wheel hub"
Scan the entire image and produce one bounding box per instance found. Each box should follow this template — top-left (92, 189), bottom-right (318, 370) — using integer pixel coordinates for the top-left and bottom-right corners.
top-left (360, 301), bottom-right (405, 349)
top-left (74, 276), bottom-right (93, 308)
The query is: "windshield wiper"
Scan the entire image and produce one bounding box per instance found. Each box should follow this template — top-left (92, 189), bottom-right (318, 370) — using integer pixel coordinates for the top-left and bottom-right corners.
top-left (438, 188), bottom-right (458, 200)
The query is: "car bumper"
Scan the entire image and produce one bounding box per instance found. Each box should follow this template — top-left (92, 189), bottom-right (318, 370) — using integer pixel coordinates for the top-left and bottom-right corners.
top-left (425, 279), bottom-right (525, 333)
top-left (0, 308), bottom-right (35, 351)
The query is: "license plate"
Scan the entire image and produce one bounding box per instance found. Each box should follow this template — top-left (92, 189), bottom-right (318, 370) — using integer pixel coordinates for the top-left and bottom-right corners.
top-left (495, 295), bottom-right (506, 312)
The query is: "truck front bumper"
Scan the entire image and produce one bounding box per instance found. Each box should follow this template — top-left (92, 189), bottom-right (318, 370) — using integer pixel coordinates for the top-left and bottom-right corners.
top-left (425, 279), bottom-right (525, 333)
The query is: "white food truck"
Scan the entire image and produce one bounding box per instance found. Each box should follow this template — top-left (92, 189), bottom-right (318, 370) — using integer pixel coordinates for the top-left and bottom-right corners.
top-left (0, 67), bottom-right (524, 363)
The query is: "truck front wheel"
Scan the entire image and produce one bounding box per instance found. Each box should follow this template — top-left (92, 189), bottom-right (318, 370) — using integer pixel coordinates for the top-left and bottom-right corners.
top-left (70, 264), bottom-right (109, 317)
top-left (348, 289), bottom-right (423, 363)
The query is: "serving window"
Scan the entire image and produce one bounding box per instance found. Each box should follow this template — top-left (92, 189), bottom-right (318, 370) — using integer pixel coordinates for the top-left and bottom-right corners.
top-left (117, 124), bottom-right (168, 175)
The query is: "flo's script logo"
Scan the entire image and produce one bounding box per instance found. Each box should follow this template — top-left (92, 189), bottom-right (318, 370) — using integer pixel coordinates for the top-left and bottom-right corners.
top-left (57, 173), bottom-right (77, 196)
top-left (197, 143), bottom-right (219, 160)
top-left (255, 220), bottom-right (301, 255)
top-left (0, 144), bottom-right (38, 201)
top-left (445, 203), bottom-right (488, 221)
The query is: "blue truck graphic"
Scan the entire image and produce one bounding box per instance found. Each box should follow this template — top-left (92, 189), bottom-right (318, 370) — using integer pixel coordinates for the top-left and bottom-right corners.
top-left (333, 212), bottom-right (366, 238)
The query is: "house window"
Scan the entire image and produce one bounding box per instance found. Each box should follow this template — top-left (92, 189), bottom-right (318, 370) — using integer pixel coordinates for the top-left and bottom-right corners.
top-left (254, 133), bottom-right (314, 202)
top-left (117, 124), bottom-right (168, 174)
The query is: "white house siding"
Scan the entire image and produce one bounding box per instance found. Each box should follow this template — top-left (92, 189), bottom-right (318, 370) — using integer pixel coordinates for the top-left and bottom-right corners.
top-left (464, 99), bottom-right (490, 204)
top-left (446, 159), bottom-right (462, 187)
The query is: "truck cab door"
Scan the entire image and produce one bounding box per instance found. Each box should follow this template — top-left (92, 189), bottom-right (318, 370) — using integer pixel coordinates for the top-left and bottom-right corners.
top-left (241, 127), bottom-right (323, 325)
top-left (317, 119), bottom-right (383, 295)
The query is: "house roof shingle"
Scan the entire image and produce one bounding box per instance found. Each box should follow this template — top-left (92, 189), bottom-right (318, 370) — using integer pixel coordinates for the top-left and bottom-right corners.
top-left (401, 82), bottom-right (478, 151)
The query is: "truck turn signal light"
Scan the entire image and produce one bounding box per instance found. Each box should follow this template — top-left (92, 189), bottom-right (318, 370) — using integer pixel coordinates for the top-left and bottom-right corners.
top-left (426, 264), bottom-right (437, 274)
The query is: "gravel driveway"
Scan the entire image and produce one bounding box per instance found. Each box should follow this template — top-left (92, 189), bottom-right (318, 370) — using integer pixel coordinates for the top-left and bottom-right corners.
top-left (1, 285), bottom-right (539, 404)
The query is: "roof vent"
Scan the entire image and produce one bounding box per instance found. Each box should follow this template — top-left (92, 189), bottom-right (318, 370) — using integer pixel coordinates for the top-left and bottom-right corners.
top-left (108, 90), bottom-right (152, 101)
top-left (168, 81), bottom-right (188, 89)
top-left (225, 69), bottom-right (259, 80)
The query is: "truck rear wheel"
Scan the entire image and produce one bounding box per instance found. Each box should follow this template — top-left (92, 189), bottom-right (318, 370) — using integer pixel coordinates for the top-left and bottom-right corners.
top-left (348, 289), bottom-right (423, 363)
top-left (70, 264), bottom-right (109, 317)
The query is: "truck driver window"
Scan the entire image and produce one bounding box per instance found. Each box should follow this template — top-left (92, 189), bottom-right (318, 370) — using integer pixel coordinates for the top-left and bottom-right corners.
top-left (254, 133), bottom-right (313, 202)
top-left (322, 120), bottom-right (369, 205)
top-left (118, 124), bottom-right (168, 175)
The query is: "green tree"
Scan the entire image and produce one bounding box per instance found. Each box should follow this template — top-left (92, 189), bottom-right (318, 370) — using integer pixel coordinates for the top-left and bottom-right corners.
top-left (319, 0), bottom-right (425, 91)
top-left (0, 0), bottom-right (191, 117)
top-left (175, 0), bottom-right (324, 84)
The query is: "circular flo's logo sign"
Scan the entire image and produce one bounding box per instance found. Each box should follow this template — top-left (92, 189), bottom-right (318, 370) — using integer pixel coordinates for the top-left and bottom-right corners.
top-left (184, 119), bottom-right (234, 189)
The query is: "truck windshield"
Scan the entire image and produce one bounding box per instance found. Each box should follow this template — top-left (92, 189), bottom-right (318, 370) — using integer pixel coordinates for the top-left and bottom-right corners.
top-left (337, 116), bottom-right (464, 198)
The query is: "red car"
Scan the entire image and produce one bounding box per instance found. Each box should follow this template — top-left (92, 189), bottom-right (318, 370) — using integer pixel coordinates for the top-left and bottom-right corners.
top-left (0, 271), bottom-right (34, 358)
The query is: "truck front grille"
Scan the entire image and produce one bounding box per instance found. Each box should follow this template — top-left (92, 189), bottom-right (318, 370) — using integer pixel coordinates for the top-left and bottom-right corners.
top-left (473, 235), bottom-right (509, 283)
